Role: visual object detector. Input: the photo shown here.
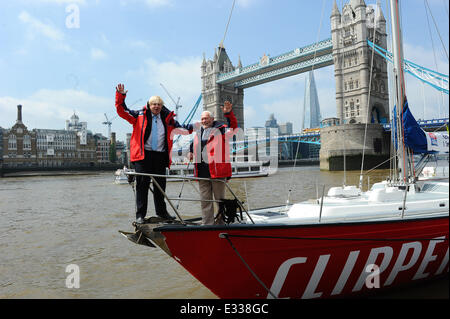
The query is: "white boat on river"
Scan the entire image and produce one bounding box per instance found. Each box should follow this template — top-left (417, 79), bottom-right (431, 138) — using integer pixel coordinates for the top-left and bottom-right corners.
top-left (166, 160), bottom-right (269, 182)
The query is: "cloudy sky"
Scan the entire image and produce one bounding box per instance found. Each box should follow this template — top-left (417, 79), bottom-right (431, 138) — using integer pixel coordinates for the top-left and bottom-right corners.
top-left (0, 0), bottom-right (448, 142)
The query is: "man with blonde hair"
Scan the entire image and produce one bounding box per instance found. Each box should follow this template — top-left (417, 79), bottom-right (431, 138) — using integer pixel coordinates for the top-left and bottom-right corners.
top-left (115, 83), bottom-right (186, 224)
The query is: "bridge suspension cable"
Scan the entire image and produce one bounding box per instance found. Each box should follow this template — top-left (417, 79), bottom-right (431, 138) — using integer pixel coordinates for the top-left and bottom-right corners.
top-left (367, 40), bottom-right (449, 94)
top-left (172, 94), bottom-right (202, 148)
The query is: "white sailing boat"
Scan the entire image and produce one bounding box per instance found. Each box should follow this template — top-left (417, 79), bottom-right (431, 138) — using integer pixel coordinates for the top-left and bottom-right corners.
top-left (121, 0), bottom-right (448, 299)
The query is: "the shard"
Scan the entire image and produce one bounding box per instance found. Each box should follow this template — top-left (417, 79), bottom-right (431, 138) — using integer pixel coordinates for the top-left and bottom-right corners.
top-left (301, 71), bottom-right (322, 129)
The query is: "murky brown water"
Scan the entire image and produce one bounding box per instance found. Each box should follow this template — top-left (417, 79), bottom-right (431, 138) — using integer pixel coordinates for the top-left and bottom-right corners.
top-left (0, 166), bottom-right (447, 299)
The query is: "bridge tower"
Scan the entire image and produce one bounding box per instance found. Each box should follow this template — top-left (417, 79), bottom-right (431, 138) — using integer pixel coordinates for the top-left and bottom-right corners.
top-left (320, 0), bottom-right (391, 171)
top-left (201, 44), bottom-right (245, 129)
top-left (331, 0), bottom-right (389, 125)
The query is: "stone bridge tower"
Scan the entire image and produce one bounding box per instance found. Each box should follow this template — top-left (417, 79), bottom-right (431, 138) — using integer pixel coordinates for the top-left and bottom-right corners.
top-left (201, 44), bottom-right (245, 129)
top-left (321, 0), bottom-right (391, 171)
top-left (331, 0), bottom-right (389, 125)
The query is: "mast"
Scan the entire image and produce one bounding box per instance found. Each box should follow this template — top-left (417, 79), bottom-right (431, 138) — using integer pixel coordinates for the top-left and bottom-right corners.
top-left (389, 0), bottom-right (408, 182)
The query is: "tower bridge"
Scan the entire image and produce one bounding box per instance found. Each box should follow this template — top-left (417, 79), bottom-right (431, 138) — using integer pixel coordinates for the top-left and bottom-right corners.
top-left (202, 0), bottom-right (392, 131)
top-left (198, 0), bottom-right (448, 170)
top-left (216, 38), bottom-right (333, 89)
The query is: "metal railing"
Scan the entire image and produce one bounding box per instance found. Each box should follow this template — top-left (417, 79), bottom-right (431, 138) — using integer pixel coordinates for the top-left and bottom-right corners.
top-left (125, 171), bottom-right (255, 225)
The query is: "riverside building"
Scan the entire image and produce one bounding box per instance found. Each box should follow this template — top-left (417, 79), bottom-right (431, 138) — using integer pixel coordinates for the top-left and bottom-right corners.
top-left (0, 105), bottom-right (125, 171)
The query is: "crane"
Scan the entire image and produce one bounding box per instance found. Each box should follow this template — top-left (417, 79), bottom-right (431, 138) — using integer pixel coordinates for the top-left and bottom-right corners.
top-left (103, 98), bottom-right (143, 140)
top-left (102, 113), bottom-right (115, 140)
top-left (160, 83), bottom-right (182, 121)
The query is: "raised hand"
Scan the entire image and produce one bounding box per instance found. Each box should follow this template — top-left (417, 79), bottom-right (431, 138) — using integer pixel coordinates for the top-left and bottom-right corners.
top-left (222, 100), bottom-right (232, 113)
top-left (116, 83), bottom-right (128, 95)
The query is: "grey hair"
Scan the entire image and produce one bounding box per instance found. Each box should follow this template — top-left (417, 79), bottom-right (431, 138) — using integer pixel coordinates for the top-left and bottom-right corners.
top-left (201, 111), bottom-right (213, 118)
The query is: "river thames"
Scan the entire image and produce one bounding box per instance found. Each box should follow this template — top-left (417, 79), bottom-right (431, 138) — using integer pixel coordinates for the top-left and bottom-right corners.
top-left (0, 166), bottom-right (447, 299)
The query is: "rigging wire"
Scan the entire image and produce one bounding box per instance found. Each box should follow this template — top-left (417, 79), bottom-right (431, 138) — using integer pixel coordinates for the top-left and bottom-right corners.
top-left (424, 0), bottom-right (449, 62)
top-left (359, 0), bottom-right (382, 189)
top-left (385, 0), bottom-right (396, 181)
top-left (338, 0), bottom-right (347, 186)
top-left (216, 0), bottom-right (236, 71)
top-left (401, 0), bottom-right (410, 182)
top-left (423, 0), bottom-right (448, 119)
top-left (286, 0), bottom-right (327, 206)
top-left (443, 0), bottom-right (449, 19)
top-left (220, 0), bottom-right (236, 49)
top-left (424, 0), bottom-right (444, 119)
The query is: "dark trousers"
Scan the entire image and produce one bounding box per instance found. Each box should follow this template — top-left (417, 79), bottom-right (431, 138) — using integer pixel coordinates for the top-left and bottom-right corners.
top-left (133, 150), bottom-right (168, 219)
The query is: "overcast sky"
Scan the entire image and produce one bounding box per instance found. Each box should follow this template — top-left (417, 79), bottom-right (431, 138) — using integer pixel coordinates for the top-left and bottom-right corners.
top-left (0, 0), bottom-right (448, 142)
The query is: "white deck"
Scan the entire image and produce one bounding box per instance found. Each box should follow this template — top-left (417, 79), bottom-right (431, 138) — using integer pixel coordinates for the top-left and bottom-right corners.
top-left (246, 179), bottom-right (449, 225)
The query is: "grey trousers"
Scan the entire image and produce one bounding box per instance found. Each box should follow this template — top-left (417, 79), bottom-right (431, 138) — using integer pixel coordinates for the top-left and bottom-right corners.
top-left (198, 179), bottom-right (226, 225)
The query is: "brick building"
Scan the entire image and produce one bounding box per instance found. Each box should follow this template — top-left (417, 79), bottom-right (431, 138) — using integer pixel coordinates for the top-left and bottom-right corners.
top-left (0, 104), bottom-right (120, 171)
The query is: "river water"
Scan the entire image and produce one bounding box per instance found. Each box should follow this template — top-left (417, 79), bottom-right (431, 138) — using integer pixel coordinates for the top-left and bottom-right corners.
top-left (0, 166), bottom-right (447, 299)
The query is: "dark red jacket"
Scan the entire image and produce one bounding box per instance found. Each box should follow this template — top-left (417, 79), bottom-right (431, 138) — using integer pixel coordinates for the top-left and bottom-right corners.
top-left (115, 91), bottom-right (184, 167)
top-left (190, 111), bottom-right (238, 179)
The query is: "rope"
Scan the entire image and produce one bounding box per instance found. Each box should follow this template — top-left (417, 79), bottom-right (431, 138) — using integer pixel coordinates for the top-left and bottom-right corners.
top-left (223, 233), bottom-right (449, 242)
top-left (131, 181), bottom-right (137, 214)
top-left (220, 230), bottom-right (448, 298)
top-left (220, 233), bottom-right (278, 299)
top-left (362, 154), bottom-right (396, 176)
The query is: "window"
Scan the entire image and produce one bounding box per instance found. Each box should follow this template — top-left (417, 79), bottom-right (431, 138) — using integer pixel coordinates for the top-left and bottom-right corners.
top-left (8, 134), bottom-right (17, 150)
top-left (344, 26), bottom-right (350, 36)
top-left (23, 135), bottom-right (31, 150)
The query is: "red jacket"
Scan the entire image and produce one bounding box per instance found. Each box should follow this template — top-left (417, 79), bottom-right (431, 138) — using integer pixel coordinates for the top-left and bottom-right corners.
top-left (115, 91), bottom-right (181, 167)
top-left (191, 111), bottom-right (238, 179)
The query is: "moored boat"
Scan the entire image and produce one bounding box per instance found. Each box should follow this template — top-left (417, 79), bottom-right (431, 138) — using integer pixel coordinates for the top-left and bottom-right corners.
top-left (114, 166), bottom-right (134, 184)
top-left (129, 174), bottom-right (448, 299)
top-left (166, 160), bottom-right (269, 182)
top-left (119, 0), bottom-right (449, 299)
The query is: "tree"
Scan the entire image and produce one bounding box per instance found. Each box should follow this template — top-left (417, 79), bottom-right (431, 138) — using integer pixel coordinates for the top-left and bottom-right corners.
top-left (109, 142), bottom-right (117, 163)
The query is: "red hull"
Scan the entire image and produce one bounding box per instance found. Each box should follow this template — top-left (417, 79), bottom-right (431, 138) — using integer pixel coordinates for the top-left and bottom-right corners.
top-left (157, 217), bottom-right (449, 299)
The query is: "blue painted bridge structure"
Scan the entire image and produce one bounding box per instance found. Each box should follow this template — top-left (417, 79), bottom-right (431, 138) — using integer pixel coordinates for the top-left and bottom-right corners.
top-left (229, 117), bottom-right (448, 159)
top-left (216, 38), bottom-right (333, 89)
top-left (215, 37), bottom-right (448, 93)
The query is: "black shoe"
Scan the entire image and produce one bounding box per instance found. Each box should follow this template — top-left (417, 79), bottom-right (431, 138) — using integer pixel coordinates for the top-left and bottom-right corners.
top-left (157, 212), bottom-right (176, 220)
top-left (136, 217), bottom-right (145, 224)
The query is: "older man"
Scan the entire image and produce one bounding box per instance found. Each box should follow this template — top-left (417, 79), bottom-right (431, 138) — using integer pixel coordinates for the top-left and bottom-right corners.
top-left (187, 101), bottom-right (237, 225)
